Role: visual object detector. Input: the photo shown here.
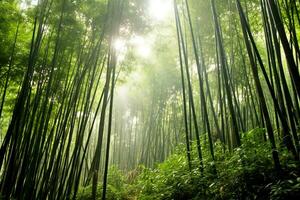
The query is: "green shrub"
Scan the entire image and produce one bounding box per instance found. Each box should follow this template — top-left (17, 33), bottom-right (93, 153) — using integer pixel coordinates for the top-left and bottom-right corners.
top-left (270, 178), bottom-right (300, 199)
top-left (77, 166), bottom-right (127, 200)
top-left (77, 128), bottom-right (300, 200)
top-left (133, 128), bottom-right (300, 200)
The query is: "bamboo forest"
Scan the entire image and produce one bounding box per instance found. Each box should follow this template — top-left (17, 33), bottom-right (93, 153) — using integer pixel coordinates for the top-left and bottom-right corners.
top-left (1, 0), bottom-right (300, 199)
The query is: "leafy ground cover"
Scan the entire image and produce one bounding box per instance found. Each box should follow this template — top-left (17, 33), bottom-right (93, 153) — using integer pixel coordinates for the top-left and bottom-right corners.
top-left (77, 129), bottom-right (300, 200)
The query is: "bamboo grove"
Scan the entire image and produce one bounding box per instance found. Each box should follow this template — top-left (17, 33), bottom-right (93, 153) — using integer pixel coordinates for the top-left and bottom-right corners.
top-left (0, 0), bottom-right (299, 199)
top-left (0, 0), bottom-right (128, 199)
top-left (173, 0), bottom-right (300, 174)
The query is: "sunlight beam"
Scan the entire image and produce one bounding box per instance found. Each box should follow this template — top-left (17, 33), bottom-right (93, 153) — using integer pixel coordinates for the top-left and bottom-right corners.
top-left (148, 0), bottom-right (172, 21)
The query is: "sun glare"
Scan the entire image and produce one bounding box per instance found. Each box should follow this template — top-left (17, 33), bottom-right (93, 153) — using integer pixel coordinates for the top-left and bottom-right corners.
top-left (20, 0), bottom-right (38, 10)
top-left (114, 39), bottom-right (126, 52)
top-left (118, 85), bottom-right (128, 98)
top-left (113, 38), bottom-right (127, 63)
top-left (149, 0), bottom-right (172, 21)
top-left (130, 35), bottom-right (151, 58)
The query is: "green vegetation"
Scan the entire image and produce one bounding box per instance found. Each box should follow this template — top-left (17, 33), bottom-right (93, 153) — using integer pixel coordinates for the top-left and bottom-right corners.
top-left (77, 129), bottom-right (300, 199)
top-left (0, 0), bottom-right (300, 199)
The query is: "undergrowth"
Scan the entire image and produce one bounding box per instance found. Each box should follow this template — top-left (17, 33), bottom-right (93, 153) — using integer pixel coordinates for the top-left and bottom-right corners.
top-left (77, 128), bottom-right (300, 200)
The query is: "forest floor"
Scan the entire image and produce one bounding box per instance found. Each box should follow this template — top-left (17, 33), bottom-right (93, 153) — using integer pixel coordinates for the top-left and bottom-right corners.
top-left (77, 129), bottom-right (300, 200)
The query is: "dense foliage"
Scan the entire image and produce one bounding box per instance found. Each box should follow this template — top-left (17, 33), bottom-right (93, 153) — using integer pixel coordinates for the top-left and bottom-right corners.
top-left (77, 129), bottom-right (300, 199)
top-left (0, 0), bottom-right (299, 199)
